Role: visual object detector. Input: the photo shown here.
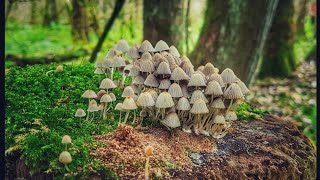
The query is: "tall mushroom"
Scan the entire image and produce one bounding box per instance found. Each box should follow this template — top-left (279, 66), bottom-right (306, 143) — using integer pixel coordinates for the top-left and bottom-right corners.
top-left (122, 97), bottom-right (138, 124)
top-left (190, 99), bottom-right (209, 135)
top-left (82, 90), bottom-right (97, 120)
top-left (155, 92), bottom-right (174, 119)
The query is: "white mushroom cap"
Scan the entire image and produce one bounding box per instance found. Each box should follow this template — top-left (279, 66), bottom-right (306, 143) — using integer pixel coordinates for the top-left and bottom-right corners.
top-left (116, 39), bottom-right (130, 52)
top-left (123, 64), bottom-right (133, 75)
top-left (128, 46), bottom-right (140, 59)
top-left (82, 90), bottom-right (98, 99)
top-left (210, 98), bottom-right (225, 109)
top-left (115, 103), bottom-right (124, 111)
top-left (197, 65), bottom-right (205, 72)
top-left (147, 89), bottom-right (158, 102)
top-left (169, 45), bottom-right (180, 57)
top-left (100, 78), bottom-right (117, 89)
top-left (225, 111), bottom-right (237, 121)
top-left (190, 99), bottom-right (209, 114)
top-left (112, 56), bottom-right (126, 68)
top-left (128, 65), bottom-right (140, 77)
top-left (190, 90), bottom-right (208, 104)
top-left (223, 83), bottom-right (244, 99)
top-left (62, 135), bottom-right (72, 144)
top-left (203, 63), bottom-right (215, 76)
top-left (168, 83), bottom-right (183, 98)
top-left (122, 86), bottom-right (135, 97)
top-left (170, 67), bottom-right (190, 81)
top-left (214, 115), bottom-right (226, 124)
top-left (176, 97), bottom-right (191, 111)
top-left (152, 53), bottom-right (164, 68)
top-left (75, 108), bottom-right (86, 117)
top-left (137, 92), bottom-right (155, 108)
top-left (141, 52), bottom-right (152, 60)
top-left (158, 79), bottom-right (172, 90)
top-left (208, 73), bottom-right (225, 87)
top-left (88, 99), bottom-right (99, 112)
top-left (235, 79), bottom-right (250, 95)
top-left (138, 40), bottom-right (155, 53)
top-left (173, 56), bottom-right (182, 66)
top-left (94, 67), bottom-right (104, 75)
top-left (156, 61), bottom-right (171, 75)
top-left (140, 59), bottom-right (155, 73)
top-left (161, 112), bottom-right (181, 128)
top-left (133, 75), bottom-right (145, 85)
top-left (106, 48), bottom-right (117, 59)
top-left (100, 94), bottom-right (113, 103)
top-left (109, 93), bottom-right (117, 101)
top-left (59, 151), bottom-right (72, 164)
top-left (220, 68), bottom-right (237, 84)
top-left (205, 81), bottom-right (223, 96)
top-left (155, 40), bottom-right (170, 52)
top-left (130, 84), bottom-right (140, 94)
top-left (144, 74), bottom-right (159, 88)
top-left (155, 92), bottom-right (174, 108)
top-left (180, 56), bottom-right (191, 63)
top-left (122, 97), bottom-right (138, 110)
top-left (188, 73), bottom-right (206, 87)
top-left (132, 94), bottom-right (139, 102)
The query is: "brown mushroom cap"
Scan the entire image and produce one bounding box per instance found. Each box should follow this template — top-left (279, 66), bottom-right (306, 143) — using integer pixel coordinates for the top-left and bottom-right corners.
top-left (158, 79), bottom-right (172, 90)
top-left (169, 45), bottom-right (180, 57)
top-left (168, 83), bottom-right (183, 98)
top-left (138, 40), bottom-right (155, 53)
top-left (137, 92), bottom-right (155, 107)
top-left (82, 90), bottom-right (98, 99)
top-left (144, 74), bottom-right (159, 88)
top-left (161, 112), bottom-right (181, 128)
top-left (59, 151), bottom-right (72, 164)
top-left (75, 108), bottom-right (86, 117)
top-left (122, 97), bottom-right (138, 110)
top-left (176, 97), bottom-right (191, 111)
top-left (100, 78), bottom-right (117, 89)
top-left (190, 99), bottom-right (209, 114)
top-left (223, 83), bottom-right (244, 99)
top-left (145, 145), bottom-right (154, 157)
top-left (100, 94), bottom-right (113, 103)
top-left (96, 90), bottom-right (107, 100)
top-left (102, 59), bottom-right (112, 68)
top-left (130, 84), bottom-right (140, 94)
top-left (205, 81), bottom-right (223, 96)
top-left (190, 90), bottom-right (208, 104)
top-left (115, 103), bottom-right (124, 111)
top-left (109, 92), bottom-right (117, 101)
top-left (155, 92), bottom-right (175, 108)
top-left (116, 39), bottom-right (130, 52)
top-left (155, 40), bottom-right (170, 52)
top-left (122, 86), bottom-right (135, 97)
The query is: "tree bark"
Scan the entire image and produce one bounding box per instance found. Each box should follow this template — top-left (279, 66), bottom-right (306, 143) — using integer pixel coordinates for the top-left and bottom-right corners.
top-left (30, 0), bottom-right (37, 24)
top-left (71, 0), bottom-right (89, 43)
top-left (259, 0), bottom-right (296, 78)
top-left (43, 0), bottom-right (58, 26)
top-left (89, 0), bottom-right (126, 63)
top-left (143, 0), bottom-right (185, 50)
top-left (190, 0), bottom-right (278, 85)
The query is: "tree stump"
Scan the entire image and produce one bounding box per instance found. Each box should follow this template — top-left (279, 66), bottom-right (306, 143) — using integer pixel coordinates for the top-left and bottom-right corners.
top-left (91, 115), bottom-right (316, 179)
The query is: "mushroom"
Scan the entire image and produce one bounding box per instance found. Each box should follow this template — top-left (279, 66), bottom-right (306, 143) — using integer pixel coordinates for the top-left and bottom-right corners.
top-left (181, 61), bottom-right (194, 76)
top-left (155, 61), bottom-right (171, 79)
top-left (158, 79), bottom-right (172, 90)
top-left (137, 92), bottom-right (155, 122)
top-left (144, 74), bottom-right (159, 89)
top-left (111, 56), bottom-right (126, 82)
top-left (176, 97), bottom-right (191, 122)
top-left (190, 99), bottom-right (209, 135)
top-left (96, 90), bottom-right (107, 100)
top-left (220, 68), bottom-right (238, 86)
top-left (82, 90), bottom-right (98, 120)
top-left (223, 83), bottom-right (244, 113)
top-left (99, 78), bottom-right (117, 93)
top-left (190, 90), bottom-right (208, 104)
top-left (141, 52), bottom-right (153, 61)
top-left (208, 73), bottom-right (225, 87)
top-left (155, 40), bottom-right (170, 52)
top-left (45, 65), bottom-right (63, 75)
top-left (87, 99), bottom-right (99, 122)
top-left (75, 108), bottom-right (86, 127)
top-left (225, 110), bottom-right (237, 128)
top-left (155, 92), bottom-right (174, 119)
top-left (202, 63), bottom-right (215, 77)
top-left (144, 145), bottom-right (154, 180)
top-left (106, 48), bottom-right (117, 59)
top-left (122, 86), bottom-right (135, 98)
top-left (205, 81), bottom-right (223, 103)
top-left (169, 45), bottom-right (180, 57)
top-left (197, 65), bottom-right (205, 72)
top-left (140, 59), bottom-right (155, 74)
top-left (59, 151), bottom-right (72, 172)
top-left (122, 97), bottom-right (138, 124)
top-left (161, 112), bottom-right (181, 130)
top-left (100, 94), bottom-right (113, 120)
top-left (170, 67), bottom-right (190, 82)
top-left (168, 83), bottom-right (183, 99)
top-left (128, 65), bottom-right (140, 77)
top-left (138, 40), bottom-right (155, 53)
top-left (115, 103), bottom-right (124, 126)
top-left (62, 135), bottom-right (72, 151)
top-left (188, 73), bottom-right (206, 89)
top-left (128, 45), bottom-right (140, 60)
top-left (116, 39), bottom-right (130, 53)
top-left (209, 114), bottom-right (227, 138)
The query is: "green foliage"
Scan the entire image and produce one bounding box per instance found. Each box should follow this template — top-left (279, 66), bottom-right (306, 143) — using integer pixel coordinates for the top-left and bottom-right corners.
top-left (5, 63), bottom-right (127, 178)
top-left (236, 102), bottom-right (269, 121)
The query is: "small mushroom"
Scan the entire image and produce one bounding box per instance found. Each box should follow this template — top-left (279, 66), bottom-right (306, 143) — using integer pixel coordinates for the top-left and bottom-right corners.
top-left (100, 94), bottom-right (113, 120)
top-left (190, 99), bottom-right (209, 135)
top-left (144, 145), bottom-right (154, 180)
top-left (154, 40), bottom-right (170, 52)
top-left (87, 99), bottom-right (99, 122)
top-left (115, 103), bottom-right (124, 126)
top-left (62, 135), bottom-right (72, 151)
top-left (169, 45), bottom-right (180, 57)
top-left (122, 97), bottom-right (138, 124)
top-left (155, 92), bottom-right (174, 119)
top-left (138, 40), bottom-right (155, 53)
top-left (59, 151), bottom-right (72, 172)
top-left (99, 78), bottom-right (117, 93)
top-left (116, 39), bottom-right (130, 52)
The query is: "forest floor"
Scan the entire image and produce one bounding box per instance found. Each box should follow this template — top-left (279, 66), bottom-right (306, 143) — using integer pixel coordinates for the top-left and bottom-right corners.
top-left (246, 60), bottom-right (316, 144)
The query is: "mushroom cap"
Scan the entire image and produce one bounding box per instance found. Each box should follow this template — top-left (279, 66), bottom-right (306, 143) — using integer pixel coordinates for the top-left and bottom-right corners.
top-left (203, 63), bottom-right (215, 76)
top-left (115, 103), bottom-right (124, 111)
top-left (147, 89), bottom-right (158, 102)
top-left (137, 92), bottom-right (155, 107)
top-left (88, 99), bottom-right (99, 112)
top-left (190, 90), bottom-right (208, 104)
top-left (168, 83), bottom-right (183, 98)
top-left (181, 62), bottom-right (195, 77)
top-left (128, 46), bottom-right (140, 59)
top-left (56, 65), bottom-right (63, 72)
top-left (210, 98), bottom-right (225, 109)
top-left (225, 111), bottom-right (237, 121)
top-left (140, 59), bottom-right (155, 73)
top-left (213, 115), bottom-right (226, 124)
top-left (130, 84), bottom-right (140, 94)
top-left (138, 40), bottom-right (155, 52)
top-left (197, 65), bottom-right (205, 72)
top-left (116, 39), bottom-right (130, 52)
top-left (158, 79), bottom-right (172, 90)
top-left (161, 112), bottom-right (181, 128)
top-left (94, 67), bottom-right (104, 74)
top-left (208, 73), bottom-right (225, 87)
top-left (176, 97), bottom-right (191, 111)
top-left (122, 97), bottom-right (138, 110)
top-left (75, 108), bottom-right (86, 117)
top-left (155, 92), bottom-right (175, 108)
top-left (145, 145), bottom-right (154, 157)
top-left (132, 94), bottom-right (139, 102)
top-left (180, 56), bottom-right (191, 63)
top-left (123, 64), bottom-right (133, 75)
top-left (95, 62), bottom-right (102, 68)
top-left (181, 85), bottom-right (191, 97)
top-left (156, 61), bottom-right (171, 75)
top-left (195, 70), bottom-right (206, 80)
top-left (205, 81), bottom-right (223, 96)
top-left (128, 65), bottom-right (140, 77)
top-left (190, 99), bottom-right (209, 114)
top-left (100, 78), bottom-right (117, 89)
top-left (235, 79), bottom-right (250, 95)
top-left (106, 48), bottom-right (117, 59)
top-left (223, 83), bottom-right (244, 99)
top-left (96, 90), bottom-right (107, 100)
top-left (59, 151), bottom-right (72, 164)
top-left (188, 73), bottom-right (207, 87)
top-left (141, 52), bottom-right (152, 60)
top-left (220, 68), bottom-right (237, 84)
top-left (133, 75), bottom-right (145, 85)
top-left (163, 53), bottom-right (176, 67)
top-left (98, 104), bottom-right (104, 111)
top-left (102, 59), bottom-right (112, 68)
top-left (144, 74), bottom-right (159, 88)
top-left (112, 56), bottom-right (126, 68)
top-left (173, 56), bottom-right (182, 66)
top-left (170, 67), bottom-right (190, 81)
top-left (82, 90), bottom-right (98, 99)
top-left (169, 45), bottom-right (180, 57)
top-left (109, 92), bottom-right (116, 101)
top-left (62, 135), bottom-right (72, 144)
top-left (155, 40), bottom-right (170, 52)
top-left (122, 86), bottom-right (135, 97)
top-left (100, 94), bottom-right (113, 103)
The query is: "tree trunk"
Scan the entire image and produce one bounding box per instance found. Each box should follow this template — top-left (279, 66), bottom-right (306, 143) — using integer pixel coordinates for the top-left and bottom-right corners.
top-left (259, 0), bottom-right (296, 78)
top-left (190, 0), bottom-right (278, 85)
top-left (43, 0), bottom-right (58, 26)
top-left (71, 0), bottom-right (89, 43)
top-left (143, 0), bottom-right (185, 50)
top-left (30, 0), bottom-right (37, 24)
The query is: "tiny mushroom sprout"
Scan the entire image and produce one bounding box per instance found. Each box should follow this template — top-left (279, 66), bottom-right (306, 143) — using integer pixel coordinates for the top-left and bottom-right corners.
top-left (155, 92), bottom-right (175, 119)
top-left (122, 97), bottom-right (138, 124)
top-left (144, 145), bottom-right (154, 180)
top-left (62, 135), bottom-right (72, 150)
top-left (100, 94), bottom-right (113, 120)
top-left (115, 103), bottom-right (124, 126)
top-left (59, 151), bottom-right (72, 171)
top-left (87, 99), bottom-right (99, 122)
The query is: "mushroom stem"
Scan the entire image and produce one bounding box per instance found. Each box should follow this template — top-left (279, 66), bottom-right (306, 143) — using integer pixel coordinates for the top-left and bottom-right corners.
top-left (121, 74), bottom-right (126, 87)
top-left (86, 111), bottom-right (90, 121)
top-left (161, 108), bottom-right (165, 120)
top-left (65, 144), bottom-right (68, 151)
top-left (226, 99), bottom-right (233, 113)
top-left (133, 109), bottom-right (136, 123)
top-left (118, 112), bottom-right (122, 126)
top-left (145, 156), bottom-right (150, 180)
top-left (65, 164), bottom-right (70, 172)
top-left (45, 70), bottom-right (54, 76)
top-left (103, 102), bottom-right (108, 120)
top-left (90, 112), bottom-right (95, 122)
top-left (123, 111), bottom-right (130, 124)
top-left (111, 67), bottom-right (114, 80)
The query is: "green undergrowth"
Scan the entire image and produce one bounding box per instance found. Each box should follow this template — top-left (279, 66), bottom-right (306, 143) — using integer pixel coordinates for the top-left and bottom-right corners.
top-left (5, 63), bottom-right (129, 179)
top-left (236, 102), bottom-right (269, 121)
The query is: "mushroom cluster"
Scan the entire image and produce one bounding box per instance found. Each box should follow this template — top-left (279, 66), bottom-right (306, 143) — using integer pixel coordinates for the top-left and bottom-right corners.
top-left (114, 39), bottom-right (249, 138)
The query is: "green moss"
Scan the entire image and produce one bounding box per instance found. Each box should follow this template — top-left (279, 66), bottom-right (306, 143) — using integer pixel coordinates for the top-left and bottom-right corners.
top-left (236, 102), bottom-right (269, 121)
